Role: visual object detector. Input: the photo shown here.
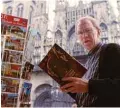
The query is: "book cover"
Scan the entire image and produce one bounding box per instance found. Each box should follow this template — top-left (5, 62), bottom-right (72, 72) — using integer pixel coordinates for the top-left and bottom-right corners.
top-left (39, 44), bottom-right (87, 86)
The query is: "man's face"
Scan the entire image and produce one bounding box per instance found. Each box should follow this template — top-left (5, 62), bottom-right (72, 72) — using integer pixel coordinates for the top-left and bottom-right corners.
top-left (77, 19), bottom-right (99, 51)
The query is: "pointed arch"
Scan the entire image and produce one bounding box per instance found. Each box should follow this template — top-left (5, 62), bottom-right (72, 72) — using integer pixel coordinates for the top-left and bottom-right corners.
top-left (17, 3), bottom-right (24, 17)
top-left (100, 22), bottom-right (108, 43)
top-left (72, 42), bottom-right (85, 56)
top-left (55, 29), bottom-right (63, 46)
top-left (68, 24), bottom-right (75, 39)
top-left (111, 21), bottom-right (117, 25)
top-left (29, 6), bottom-right (34, 24)
top-left (6, 6), bottom-right (12, 15)
top-left (34, 84), bottom-right (52, 94)
top-left (34, 91), bottom-right (52, 107)
top-left (100, 22), bottom-right (108, 30)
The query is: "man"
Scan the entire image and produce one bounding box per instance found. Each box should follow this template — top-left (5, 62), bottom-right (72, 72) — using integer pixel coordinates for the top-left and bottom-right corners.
top-left (60, 16), bottom-right (120, 107)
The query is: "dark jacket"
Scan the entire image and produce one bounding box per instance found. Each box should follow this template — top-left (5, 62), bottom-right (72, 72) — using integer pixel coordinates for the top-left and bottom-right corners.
top-left (69, 43), bottom-right (120, 107)
top-left (89, 43), bottom-right (120, 107)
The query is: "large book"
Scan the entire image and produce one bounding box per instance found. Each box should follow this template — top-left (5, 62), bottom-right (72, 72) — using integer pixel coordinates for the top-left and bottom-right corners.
top-left (39, 44), bottom-right (87, 86)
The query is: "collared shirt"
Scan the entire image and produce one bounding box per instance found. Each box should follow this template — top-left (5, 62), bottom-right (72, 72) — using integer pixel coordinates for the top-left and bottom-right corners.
top-left (76, 42), bottom-right (103, 107)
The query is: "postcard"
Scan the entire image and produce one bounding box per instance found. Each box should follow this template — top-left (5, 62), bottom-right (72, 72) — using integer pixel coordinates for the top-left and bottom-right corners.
top-left (5, 36), bottom-right (25, 51)
top-left (22, 62), bottom-right (34, 80)
top-left (1, 13), bottom-right (28, 38)
top-left (3, 50), bottom-right (23, 64)
top-left (1, 77), bottom-right (19, 93)
top-left (1, 63), bottom-right (21, 78)
top-left (20, 82), bottom-right (32, 102)
top-left (1, 93), bottom-right (18, 107)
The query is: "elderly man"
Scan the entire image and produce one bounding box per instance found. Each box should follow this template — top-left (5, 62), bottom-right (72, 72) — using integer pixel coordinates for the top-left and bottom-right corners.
top-left (60, 16), bottom-right (120, 107)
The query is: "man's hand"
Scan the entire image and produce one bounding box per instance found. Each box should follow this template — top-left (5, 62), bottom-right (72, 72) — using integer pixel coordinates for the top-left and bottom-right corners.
top-left (60, 77), bottom-right (88, 93)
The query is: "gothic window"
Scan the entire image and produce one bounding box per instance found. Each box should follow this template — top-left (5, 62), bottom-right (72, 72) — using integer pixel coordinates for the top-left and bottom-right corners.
top-left (67, 12), bottom-right (69, 17)
top-left (37, 32), bottom-right (41, 40)
top-left (84, 9), bottom-right (85, 14)
top-left (87, 8), bottom-right (89, 14)
top-left (41, 3), bottom-right (44, 14)
top-left (100, 23), bottom-right (108, 44)
top-left (72, 18), bottom-right (75, 23)
top-left (71, 12), bottom-right (72, 17)
top-left (114, 35), bottom-right (120, 45)
top-left (67, 19), bottom-right (70, 25)
top-left (55, 30), bottom-right (62, 46)
top-left (67, 25), bottom-right (76, 54)
top-left (111, 21), bottom-right (118, 36)
top-left (81, 10), bottom-right (83, 16)
top-left (73, 42), bottom-right (85, 56)
top-left (76, 10), bottom-right (77, 16)
top-left (34, 84), bottom-right (52, 94)
top-left (89, 8), bottom-right (91, 13)
top-left (73, 11), bottom-right (75, 16)
top-left (7, 7), bottom-right (12, 15)
top-left (111, 21), bottom-right (120, 44)
top-left (41, 3), bottom-right (43, 8)
top-left (17, 4), bottom-right (24, 17)
top-left (69, 33), bottom-right (76, 53)
top-left (29, 6), bottom-right (34, 24)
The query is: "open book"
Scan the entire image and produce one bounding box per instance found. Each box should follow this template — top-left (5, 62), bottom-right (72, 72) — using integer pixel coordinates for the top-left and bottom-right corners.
top-left (39, 44), bottom-right (87, 86)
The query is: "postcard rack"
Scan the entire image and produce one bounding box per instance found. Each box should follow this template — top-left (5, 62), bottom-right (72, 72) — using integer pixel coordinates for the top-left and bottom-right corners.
top-left (1, 13), bottom-right (33, 107)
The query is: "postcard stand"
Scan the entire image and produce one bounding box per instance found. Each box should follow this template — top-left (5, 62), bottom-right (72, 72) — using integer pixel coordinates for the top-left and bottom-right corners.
top-left (1, 13), bottom-right (32, 107)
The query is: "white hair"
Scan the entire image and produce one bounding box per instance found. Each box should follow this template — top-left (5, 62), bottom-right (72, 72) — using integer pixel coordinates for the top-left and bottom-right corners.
top-left (75, 16), bottom-right (101, 35)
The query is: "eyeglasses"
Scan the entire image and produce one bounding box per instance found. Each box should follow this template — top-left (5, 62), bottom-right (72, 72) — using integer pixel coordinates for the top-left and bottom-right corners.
top-left (77, 29), bottom-right (94, 36)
